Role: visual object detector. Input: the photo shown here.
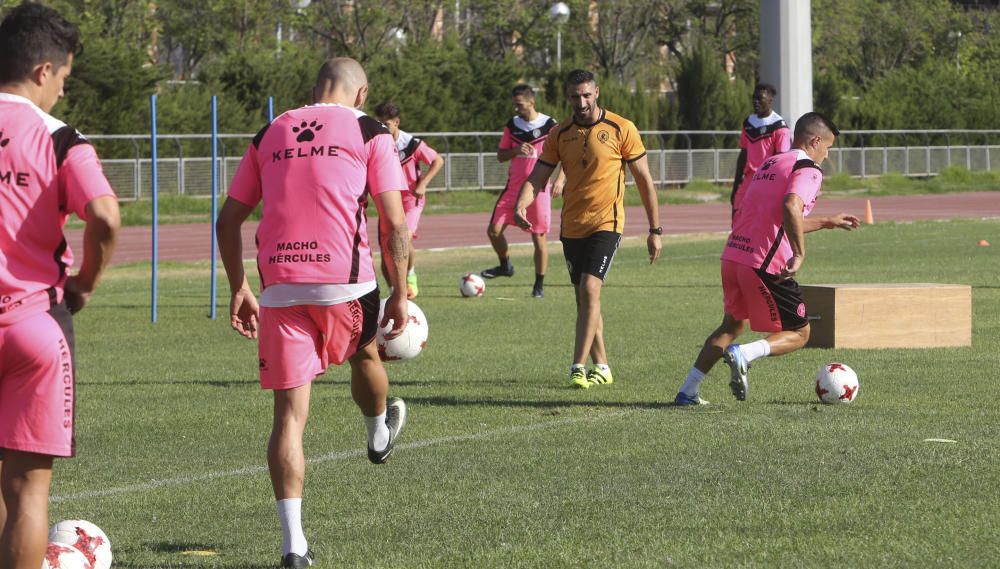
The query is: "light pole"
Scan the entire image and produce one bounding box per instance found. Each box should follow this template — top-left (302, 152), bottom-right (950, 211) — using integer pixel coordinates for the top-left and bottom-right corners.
top-left (549, 2), bottom-right (570, 72)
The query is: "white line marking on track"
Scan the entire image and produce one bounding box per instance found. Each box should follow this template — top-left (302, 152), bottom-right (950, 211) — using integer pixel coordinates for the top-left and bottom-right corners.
top-left (50, 411), bottom-right (631, 504)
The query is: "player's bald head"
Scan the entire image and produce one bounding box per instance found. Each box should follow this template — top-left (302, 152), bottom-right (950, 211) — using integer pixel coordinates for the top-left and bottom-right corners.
top-left (315, 57), bottom-right (366, 92)
top-left (313, 57), bottom-right (368, 107)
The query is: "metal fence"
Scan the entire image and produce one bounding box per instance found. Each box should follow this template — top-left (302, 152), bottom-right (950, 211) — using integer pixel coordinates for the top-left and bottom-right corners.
top-left (88, 130), bottom-right (1000, 200)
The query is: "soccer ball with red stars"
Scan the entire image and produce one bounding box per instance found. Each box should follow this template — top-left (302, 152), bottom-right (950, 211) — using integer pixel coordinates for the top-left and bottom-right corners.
top-left (815, 363), bottom-right (860, 404)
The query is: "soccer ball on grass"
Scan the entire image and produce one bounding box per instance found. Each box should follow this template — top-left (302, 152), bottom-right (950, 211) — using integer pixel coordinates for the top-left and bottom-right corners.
top-left (815, 363), bottom-right (860, 404)
top-left (459, 273), bottom-right (485, 297)
top-left (48, 520), bottom-right (112, 569)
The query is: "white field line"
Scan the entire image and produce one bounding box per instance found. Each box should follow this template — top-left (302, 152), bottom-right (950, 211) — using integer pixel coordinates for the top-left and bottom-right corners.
top-left (50, 410), bottom-right (632, 504)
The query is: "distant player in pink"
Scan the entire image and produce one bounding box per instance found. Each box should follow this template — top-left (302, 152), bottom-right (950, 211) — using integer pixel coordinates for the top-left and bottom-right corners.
top-left (217, 58), bottom-right (410, 569)
top-left (0, 5), bottom-right (120, 569)
top-left (674, 113), bottom-right (859, 406)
top-left (373, 101), bottom-right (443, 300)
top-left (730, 83), bottom-right (791, 218)
top-left (480, 84), bottom-right (566, 298)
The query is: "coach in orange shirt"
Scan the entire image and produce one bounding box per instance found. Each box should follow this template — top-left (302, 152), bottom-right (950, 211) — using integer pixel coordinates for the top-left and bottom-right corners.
top-left (514, 69), bottom-right (661, 389)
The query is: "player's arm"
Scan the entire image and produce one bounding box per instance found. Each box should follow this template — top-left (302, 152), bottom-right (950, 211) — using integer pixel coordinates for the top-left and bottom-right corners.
top-left (781, 194), bottom-right (808, 280)
top-left (414, 153), bottom-right (443, 199)
top-left (731, 148), bottom-right (747, 205)
top-left (513, 161), bottom-right (556, 230)
top-left (373, 190), bottom-right (410, 339)
top-left (217, 197), bottom-right (259, 338)
top-left (551, 166), bottom-right (566, 198)
top-left (497, 144), bottom-right (532, 162)
top-left (627, 155), bottom-right (662, 264)
top-left (65, 196), bottom-right (120, 314)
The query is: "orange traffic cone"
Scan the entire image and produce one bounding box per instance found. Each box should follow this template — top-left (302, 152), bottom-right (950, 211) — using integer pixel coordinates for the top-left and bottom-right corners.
top-left (978, 239), bottom-right (990, 247)
top-left (863, 199), bottom-right (874, 225)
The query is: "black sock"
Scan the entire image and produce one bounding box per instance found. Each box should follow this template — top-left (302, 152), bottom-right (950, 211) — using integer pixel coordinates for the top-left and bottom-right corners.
top-left (500, 257), bottom-right (511, 270)
top-left (534, 274), bottom-right (544, 288)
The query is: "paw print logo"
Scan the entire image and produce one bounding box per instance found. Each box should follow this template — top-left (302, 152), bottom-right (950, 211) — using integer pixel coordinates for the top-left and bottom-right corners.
top-left (292, 120), bottom-right (323, 143)
top-left (0, 130), bottom-right (9, 153)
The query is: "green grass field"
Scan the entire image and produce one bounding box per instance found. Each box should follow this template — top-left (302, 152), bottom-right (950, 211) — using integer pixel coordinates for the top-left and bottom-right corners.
top-left (57, 218), bottom-right (999, 568)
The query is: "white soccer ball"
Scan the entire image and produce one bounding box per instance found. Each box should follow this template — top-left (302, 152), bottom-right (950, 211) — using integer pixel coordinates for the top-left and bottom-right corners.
top-left (377, 299), bottom-right (428, 362)
top-left (48, 520), bottom-right (111, 569)
top-left (815, 363), bottom-right (860, 404)
top-left (459, 272), bottom-right (485, 297)
top-left (42, 542), bottom-right (92, 569)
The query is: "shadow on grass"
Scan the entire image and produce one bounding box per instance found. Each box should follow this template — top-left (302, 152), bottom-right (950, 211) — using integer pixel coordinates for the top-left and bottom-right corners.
top-left (111, 542), bottom-right (278, 569)
top-left (401, 394), bottom-right (713, 411)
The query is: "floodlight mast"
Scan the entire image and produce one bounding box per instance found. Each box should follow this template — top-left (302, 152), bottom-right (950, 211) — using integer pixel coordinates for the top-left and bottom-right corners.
top-left (549, 2), bottom-right (571, 71)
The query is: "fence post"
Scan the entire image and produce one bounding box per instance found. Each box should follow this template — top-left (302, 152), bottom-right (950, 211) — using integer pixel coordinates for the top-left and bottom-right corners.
top-left (476, 135), bottom-right (484, 191)
top-left (684, 133), bottom-right (692, 184)
top-left (150, 94), bottom-right (159, 324)
top-left (210, 96), bottom-right (219, 321)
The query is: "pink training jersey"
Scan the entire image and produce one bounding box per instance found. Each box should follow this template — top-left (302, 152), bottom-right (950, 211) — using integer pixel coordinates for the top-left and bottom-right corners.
top-left (722, 149), bottom-right (823, 275)
top-left (734, 111), bottom-right (791, 211)
top-left (0, 93), bottom-right (115, 325)
top-left (500, 113), bottom-right (557, 193)
top-left (396, 130), bottom-right (438, 193)
top-left (228, 104), bottom-right (405, 288)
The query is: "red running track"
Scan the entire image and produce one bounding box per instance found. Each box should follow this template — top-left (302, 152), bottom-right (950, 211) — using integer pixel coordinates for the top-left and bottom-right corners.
top-left (65, 192), bottom-right (1000, 266)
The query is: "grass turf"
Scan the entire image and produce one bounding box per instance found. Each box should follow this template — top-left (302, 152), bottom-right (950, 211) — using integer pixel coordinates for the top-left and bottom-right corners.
top-left (55, 218), bottom-right (999, 568)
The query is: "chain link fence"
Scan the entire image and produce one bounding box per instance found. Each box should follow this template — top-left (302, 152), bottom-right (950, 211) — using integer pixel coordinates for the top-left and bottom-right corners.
top-left (88, 130), bottom-right (1000, 201)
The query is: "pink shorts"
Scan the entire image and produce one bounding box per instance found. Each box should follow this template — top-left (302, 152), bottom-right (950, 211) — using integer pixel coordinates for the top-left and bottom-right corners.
top-left (401, 191), bottom-right (425, 238)
top-left (0, 304), bottom-right (75, 457)
top-left (257, 290), bottom-right (380, 390)
top-left (490, 184), bottom-right (551, 234)
top-left (721, 260), bottom-right (808, 333)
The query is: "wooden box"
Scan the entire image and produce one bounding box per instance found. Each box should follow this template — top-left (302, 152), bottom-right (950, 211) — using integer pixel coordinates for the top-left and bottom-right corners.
top-left (800, 284), bottom-right (972, 349)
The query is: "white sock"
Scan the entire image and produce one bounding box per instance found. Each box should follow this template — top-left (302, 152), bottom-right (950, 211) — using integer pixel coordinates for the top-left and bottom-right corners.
top-left (679, 367), bottom-right (706, 396)
top-left (407, 267), bottom-right (416, 276)
top-left (571, 363), bottom-right (585, 373)
top-left (595, 363), bottom-right (610, 373)
top-left (276, 498), bottom-right (307, 556)
top-left (364, 412), bottom-right (389, 452)
top-left (739, 339), bottom-right (771, 363)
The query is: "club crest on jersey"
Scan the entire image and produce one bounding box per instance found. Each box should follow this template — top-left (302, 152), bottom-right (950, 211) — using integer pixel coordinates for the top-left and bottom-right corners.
top-left (759, 126), bottom-right (767, 135)
top-left (532, 128), bottom-right (541, 138)
top-left (597, 130), bottom-right (610, 144)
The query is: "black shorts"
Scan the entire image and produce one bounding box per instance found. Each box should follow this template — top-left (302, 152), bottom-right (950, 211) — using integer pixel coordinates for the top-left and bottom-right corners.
top-left (560, 231), bottom-right (622, 285)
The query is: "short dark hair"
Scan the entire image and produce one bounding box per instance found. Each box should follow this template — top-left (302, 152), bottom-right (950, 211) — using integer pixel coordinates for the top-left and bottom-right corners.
top-left (794, 111), bottom-right (840, 139)
top-left (373, 100), bottom-right (400, 121)
top-left (565, 69), bottom-right (596, 88)
top-left (754, 82), bottom-right (777, 96)
top-left (0, 2), bottom-right (81, 84)
top-left (511, 84), bottom-right (535, 99)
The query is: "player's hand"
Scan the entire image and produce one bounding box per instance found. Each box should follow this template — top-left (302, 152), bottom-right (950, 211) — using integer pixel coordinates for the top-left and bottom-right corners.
top-left (381, 292), bottom-right (409, 340)
top-left (552, 180), bottom-right (564, 198)
top-left (518, 143), bottom-right (534, 157)
top-left (513, 205), bottom-right (532, 231)
top-left (230, 287), bottom-right (259, 339)
top-left (647, 234), bottom-right (662, 264)
top-left (826, 213), bottom-right (860, 230)
top-left (413, 183), bottom-right (427, 203)
top-left (780, 255), bottom-right (804, 280)
top-left (64, 275), bottom-right (93, 314)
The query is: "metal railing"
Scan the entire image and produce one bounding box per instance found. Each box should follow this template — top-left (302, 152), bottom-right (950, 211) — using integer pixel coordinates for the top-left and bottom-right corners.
top-left (87, 130), bottom-right (1000, 200)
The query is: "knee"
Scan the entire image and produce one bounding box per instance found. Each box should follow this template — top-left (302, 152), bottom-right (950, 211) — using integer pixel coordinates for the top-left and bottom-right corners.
top-left (487, 226), bottom-right (502, 240)
top-left (796, 323), bottom-right (811, 344)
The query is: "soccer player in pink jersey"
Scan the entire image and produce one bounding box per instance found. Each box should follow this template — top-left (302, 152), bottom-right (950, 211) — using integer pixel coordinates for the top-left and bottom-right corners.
top-left (0, 4), bottom-right (120, 569)
top-left (730, 83), bottom-right (791, 219)
top-left (373, 101), bottom-right (443, 299)
top-left (481, 84), bottom-right (566, 298)
top-left (674, 113), bottom-right (859, 406)
top-left (216, 58), bottom-right (410, 569)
